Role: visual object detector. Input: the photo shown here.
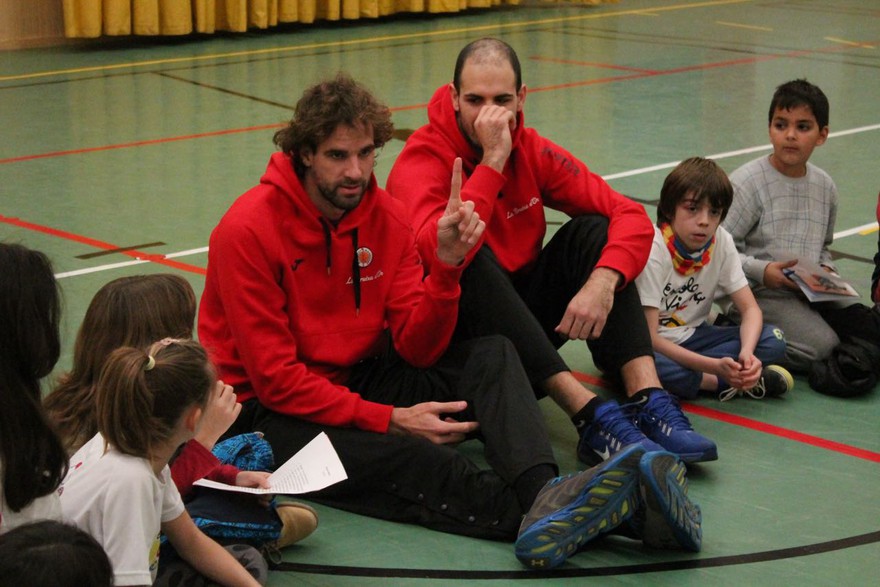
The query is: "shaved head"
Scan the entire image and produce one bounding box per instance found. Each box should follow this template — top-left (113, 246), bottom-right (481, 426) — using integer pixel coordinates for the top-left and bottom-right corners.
top-left (453, 38), bottom-right (522, 92)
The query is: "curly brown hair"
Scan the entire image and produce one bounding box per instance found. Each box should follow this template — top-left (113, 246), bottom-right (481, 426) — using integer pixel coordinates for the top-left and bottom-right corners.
top-left (273, 72), bottom-right (394, 177)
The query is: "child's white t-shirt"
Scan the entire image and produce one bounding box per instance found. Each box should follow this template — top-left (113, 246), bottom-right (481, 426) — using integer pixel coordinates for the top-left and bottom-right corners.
top-left (0, 461), bottom-right (62, 534)
top-left (636, 225), bottom-right (748, 344)
top-left (59, 433), bottom-right (185, 586)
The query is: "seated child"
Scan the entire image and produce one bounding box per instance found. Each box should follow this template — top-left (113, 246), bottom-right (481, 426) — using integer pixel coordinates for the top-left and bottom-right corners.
top-left (0, 520), bottom-right (113, 586)
top-left (722, 78), bottom-right (879, 373)
top-left (59, 339), bottom-right (263, 587)
top-left (43, 275), bottom-right (317, 566)
top-left (0, 244), bottom-right (68, 534)
top-left (873, 192), bottom-right (879, 305)
top-left (635, 157), bottom-right (793, 401)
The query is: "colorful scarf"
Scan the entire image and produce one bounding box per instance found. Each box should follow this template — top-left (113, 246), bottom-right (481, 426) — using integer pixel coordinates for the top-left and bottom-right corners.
top-left (661, 222), bottom-right (715, 276)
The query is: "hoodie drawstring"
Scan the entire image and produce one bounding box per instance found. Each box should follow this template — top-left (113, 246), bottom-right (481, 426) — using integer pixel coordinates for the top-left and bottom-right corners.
top-left (320, 217), bottom-right (360, 316)
top-left (320, 218), bottom-right (332, 275)
top-left (351, 228), bottom-right (361, 316)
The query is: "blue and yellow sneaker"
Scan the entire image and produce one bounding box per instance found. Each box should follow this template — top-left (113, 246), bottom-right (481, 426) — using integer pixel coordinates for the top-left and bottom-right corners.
top-left (635, 451), bottom-right (702, 551)
top-left (515, 444), bottom-right (643, 569)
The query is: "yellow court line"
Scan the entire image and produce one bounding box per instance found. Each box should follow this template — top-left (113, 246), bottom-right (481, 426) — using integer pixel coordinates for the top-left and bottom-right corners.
top-left (824, 36), bottom-right (876, 49)
top-left (0, 0), bottom-right (753, 82)
top-left (716, 21), bottom-right (772, 31)
top-left (860, 225), bottom-right (879, 236)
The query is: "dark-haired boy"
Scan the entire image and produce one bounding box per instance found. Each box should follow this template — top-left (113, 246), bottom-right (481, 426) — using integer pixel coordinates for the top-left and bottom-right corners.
top-left (722, 79), bottom-right (876, 374)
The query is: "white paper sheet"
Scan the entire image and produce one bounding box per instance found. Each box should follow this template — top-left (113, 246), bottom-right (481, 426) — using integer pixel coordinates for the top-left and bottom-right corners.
top-left (193, 432), bottom-right (347, 495)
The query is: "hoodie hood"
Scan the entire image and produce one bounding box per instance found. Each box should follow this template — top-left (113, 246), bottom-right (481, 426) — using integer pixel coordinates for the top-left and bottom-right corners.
top-left (261, 151), bottom-right (380, 314)
top-left (260, 151), bottom-right (379, 235)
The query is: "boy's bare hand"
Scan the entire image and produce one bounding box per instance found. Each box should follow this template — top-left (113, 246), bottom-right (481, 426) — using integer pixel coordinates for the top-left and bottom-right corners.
top-left (764, 259), bottom-right (799, 290)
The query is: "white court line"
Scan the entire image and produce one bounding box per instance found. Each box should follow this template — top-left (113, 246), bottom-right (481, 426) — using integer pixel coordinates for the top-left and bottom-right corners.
top-left (604, 123), bottom-right (880, 180)
top-left (54, 246), bottom-right (211, 279)
top-left (836, 223), bottom-right (879, 239)
top-left (54, 124), bottom-right (880, 280)
top-left (56, 259), bottom-right (152, 279)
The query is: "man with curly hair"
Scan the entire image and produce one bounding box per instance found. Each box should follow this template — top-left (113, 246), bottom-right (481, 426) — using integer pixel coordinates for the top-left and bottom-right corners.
top-left (199, 75), bottom-right (702, 567)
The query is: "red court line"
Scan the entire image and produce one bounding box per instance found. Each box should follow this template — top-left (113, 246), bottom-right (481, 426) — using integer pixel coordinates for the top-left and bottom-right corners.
top-left (571, 369), bottom-right (880, 463)
top-left (571, 370), bottom-right (611, 388)
top-left (0, 124), bottom-right (283, 165)
top-left (0, 44), bottom-right (840, 166)
top-left (529, 56), bottom-right (658, 74)
top-left (0, 215), bottom-right (207, 275)
top-left (0, 104), bottom-right (427, 165)
top-left (683, 403), bottom-right (880, 463)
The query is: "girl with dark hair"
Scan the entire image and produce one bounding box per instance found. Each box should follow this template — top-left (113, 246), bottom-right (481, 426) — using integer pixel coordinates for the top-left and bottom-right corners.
top-left (0, 243), bottom-right (68, 534)
top-left (0, 520), bottom-right (113, 586)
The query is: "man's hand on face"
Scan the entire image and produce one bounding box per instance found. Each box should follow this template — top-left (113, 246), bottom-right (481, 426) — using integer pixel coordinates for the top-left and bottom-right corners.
top-left (436, 157), bottom-right (485, 266)
top-left (474, 105), bottom-right (514, 173)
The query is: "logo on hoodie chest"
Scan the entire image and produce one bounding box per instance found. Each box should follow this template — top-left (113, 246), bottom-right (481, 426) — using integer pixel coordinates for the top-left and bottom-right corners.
top-left (346, 247), bottom-right (384, 284)
top-left (506, 196), bottom-right (541, 219)
top-left (356, 247), bottom-right (373, 268)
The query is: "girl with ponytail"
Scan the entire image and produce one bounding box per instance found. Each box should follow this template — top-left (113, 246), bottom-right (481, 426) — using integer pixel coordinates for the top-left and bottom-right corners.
top-left (60, 339), bottom-right (263, 587)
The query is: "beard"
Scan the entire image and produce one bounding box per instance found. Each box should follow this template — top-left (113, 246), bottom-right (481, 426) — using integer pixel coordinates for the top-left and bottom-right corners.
top-left (456, 114), bottom-right (483, 154)
top-left (316, 178), bottom-right (368, 213)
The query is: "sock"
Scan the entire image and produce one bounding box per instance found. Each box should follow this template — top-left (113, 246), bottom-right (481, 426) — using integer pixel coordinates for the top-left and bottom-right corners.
top-left (571, 396), bottom-right (603, 431)
top-left (628, 388), bottom-right (656, 405)
top-left (514, 464), bottom-right (558, 511)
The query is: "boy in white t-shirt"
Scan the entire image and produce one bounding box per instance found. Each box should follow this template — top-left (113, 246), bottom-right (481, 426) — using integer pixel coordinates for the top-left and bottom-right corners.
top-left (636, 157), bottom-right (793, 401)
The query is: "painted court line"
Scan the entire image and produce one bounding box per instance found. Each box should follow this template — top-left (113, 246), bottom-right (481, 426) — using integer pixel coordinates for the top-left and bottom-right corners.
top-left (684, 404), bottom-right (880, 463)
top-left (3, 43), bottom-right (874, 166)
top-left (0, 0), bottom-right (752, 83)
top-left (0, 214), bottom-right (207, 276)
top-left (571, 370), bottom-right (880, 463)
top-left (7, 122), bottom-right (872, 280)
top-left (603, 123), bottom-right (880, 180)
top-left (271, 530), bottom-right (880, 578)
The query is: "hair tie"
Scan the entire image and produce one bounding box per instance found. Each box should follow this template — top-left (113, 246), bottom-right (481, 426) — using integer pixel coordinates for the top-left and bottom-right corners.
top-left (144, 355), bottom-right (156, 371)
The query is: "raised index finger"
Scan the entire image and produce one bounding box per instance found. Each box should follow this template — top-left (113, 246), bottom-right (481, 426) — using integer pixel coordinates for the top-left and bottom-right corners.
top-left (448, 157), bottom-right (463, 209)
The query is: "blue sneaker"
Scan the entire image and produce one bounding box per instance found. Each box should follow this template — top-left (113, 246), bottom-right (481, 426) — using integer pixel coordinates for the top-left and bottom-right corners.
top-left (634, 451), bottom-right (702, 551)
top-left (577, 400), bottom-right (664, 465)
top-left (630, 390), bottom-right (717, 463)
top-left (515, 445), bottom-right (643, 569)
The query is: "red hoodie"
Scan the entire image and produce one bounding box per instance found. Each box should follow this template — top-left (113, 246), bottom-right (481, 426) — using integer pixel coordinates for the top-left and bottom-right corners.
top-left (387, 85), bottom-right (653, 282)
top-left (199, 152), bottom-right (463, 434)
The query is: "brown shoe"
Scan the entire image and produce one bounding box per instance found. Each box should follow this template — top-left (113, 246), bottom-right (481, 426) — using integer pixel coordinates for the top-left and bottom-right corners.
top-left (273, 501), bottom-right (319, 549)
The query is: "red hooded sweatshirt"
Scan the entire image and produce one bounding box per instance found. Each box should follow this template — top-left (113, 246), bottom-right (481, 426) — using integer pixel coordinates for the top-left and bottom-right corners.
top-left (199, 152), bottom-right (463, 434)
top-left (387, 85), bottom-right (653, 283)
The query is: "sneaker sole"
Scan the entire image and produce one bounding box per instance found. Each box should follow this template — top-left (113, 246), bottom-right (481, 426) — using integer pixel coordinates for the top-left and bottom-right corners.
top-left (677, 446), bottom-right (718, 464)
top-left (764, 364), bottom-right (794, 396)
top-left (515, 445), bottom-right (642, 569)
top-left (639, 452), bottom-right (702, 552)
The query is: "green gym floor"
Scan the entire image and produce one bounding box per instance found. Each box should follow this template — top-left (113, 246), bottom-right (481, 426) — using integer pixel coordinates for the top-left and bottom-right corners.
top-left (2, 0), bottom-right (878, 584)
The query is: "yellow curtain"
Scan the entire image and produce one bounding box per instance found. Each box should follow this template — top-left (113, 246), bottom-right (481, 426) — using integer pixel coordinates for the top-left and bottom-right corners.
top-left (63, 0), bottom-right (617, 38)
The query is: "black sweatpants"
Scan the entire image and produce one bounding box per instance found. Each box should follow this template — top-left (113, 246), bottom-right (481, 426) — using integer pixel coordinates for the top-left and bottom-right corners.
top-left (455, 215), bottom-right (654, 391)
top-left (253, 335), bottom-right (556, 541)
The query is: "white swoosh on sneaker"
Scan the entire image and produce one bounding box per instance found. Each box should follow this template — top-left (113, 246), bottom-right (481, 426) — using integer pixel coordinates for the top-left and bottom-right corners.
top-left (598, 447), bottom-right (611, 460)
